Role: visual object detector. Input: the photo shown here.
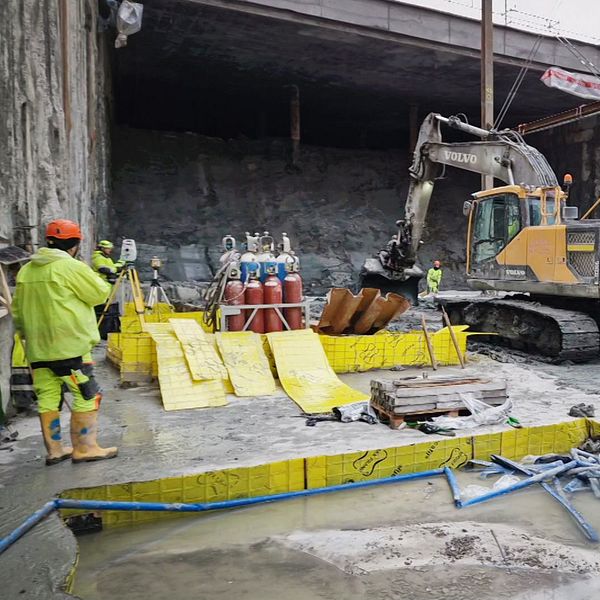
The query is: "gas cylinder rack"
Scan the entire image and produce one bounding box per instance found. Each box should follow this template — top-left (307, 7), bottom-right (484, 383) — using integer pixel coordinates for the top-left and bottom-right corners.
top-left (216, 231), bottom-right (313, 333)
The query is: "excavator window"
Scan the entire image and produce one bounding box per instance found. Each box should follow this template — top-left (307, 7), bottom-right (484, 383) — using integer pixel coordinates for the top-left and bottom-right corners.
top-left (471, 193), bottom-right (520, 268)
top-left (528, 197), bottom-right (542, 226)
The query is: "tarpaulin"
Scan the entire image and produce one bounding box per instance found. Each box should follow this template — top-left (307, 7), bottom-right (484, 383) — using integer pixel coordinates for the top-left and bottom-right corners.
top-left (541, 67), bottom-right (600, 101)
top-left (216, 332), bottom-right (276, 397)
top-left (170, 318), bottom-right (228, 382)
top-left (146, 323), bottom-right (227, 411)
top-left (267, 330), bottom-right (368, 414)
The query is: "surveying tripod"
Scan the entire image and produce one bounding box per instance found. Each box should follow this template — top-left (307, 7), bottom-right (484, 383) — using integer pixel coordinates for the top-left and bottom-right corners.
top-left (97, 264), bottom-right (145, 328)
top-left (145, 257), bottom-right (173, 314)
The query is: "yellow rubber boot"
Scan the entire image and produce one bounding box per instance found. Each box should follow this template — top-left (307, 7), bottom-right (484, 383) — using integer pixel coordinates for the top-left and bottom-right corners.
top-left (70, 411), bottom-right (118, 463)
top-left (39, 412), bottom-right (73, 466)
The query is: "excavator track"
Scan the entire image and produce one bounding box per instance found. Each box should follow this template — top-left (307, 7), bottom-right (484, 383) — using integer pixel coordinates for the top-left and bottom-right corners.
top-left (443, 297), bottom-right (600, 362)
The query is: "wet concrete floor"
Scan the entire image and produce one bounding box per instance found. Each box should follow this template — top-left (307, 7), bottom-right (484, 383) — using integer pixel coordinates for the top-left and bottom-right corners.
top-left (1, 343), bottom-right (600, 598)
top-left (74, 471), bottom-right (600, 600)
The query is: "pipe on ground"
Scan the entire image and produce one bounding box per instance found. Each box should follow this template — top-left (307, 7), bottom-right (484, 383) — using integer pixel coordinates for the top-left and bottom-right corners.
top-left (0, 501), bottom-right (57, 555)
top-left (1, 469), bottom-right (447, 555)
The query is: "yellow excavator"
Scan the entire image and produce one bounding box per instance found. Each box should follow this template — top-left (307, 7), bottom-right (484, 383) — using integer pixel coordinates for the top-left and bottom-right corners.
top-left (360, 112), bottom-right (600, 361)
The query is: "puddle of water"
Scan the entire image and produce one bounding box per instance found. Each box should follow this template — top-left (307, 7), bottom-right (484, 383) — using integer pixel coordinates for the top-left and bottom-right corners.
top-left (74, 471), bottom-right (600, 600)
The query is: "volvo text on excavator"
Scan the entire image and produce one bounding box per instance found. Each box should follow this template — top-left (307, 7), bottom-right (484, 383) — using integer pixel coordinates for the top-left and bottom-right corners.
top-left (360, 112), bottom-right (600, 361)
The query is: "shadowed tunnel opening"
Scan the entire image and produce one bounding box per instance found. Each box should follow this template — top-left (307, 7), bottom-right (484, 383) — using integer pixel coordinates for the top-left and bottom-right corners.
top-left (107, 0), bottom-right (592, 292)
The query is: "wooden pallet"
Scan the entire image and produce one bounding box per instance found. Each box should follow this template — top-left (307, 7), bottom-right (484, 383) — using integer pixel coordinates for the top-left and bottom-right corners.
top-left (371, 400), bottom-right (467, 430)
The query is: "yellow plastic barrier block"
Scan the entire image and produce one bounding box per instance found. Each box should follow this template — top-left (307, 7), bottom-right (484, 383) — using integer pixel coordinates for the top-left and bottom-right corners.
top-left (216, 332), bottom-right (276, 397)
top-left (318, 326), bottom-right (469, 373)
top-left (306, 437), bottom-right (473, 488)
top-left (267, 330), bottom-right (368, 414)
top-left (59, 458), bottom-right (305, 528)
top-left (122, 303), bottom-right (216, 333)
top-left (169, 318), bottom-right (228, 381)
top-left (146, 323), bottom-right (227, 411)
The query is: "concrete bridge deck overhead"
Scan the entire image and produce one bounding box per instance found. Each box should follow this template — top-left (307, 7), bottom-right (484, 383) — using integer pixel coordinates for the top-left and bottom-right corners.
top-left (116, 0), bottom-right (600, 144)
top-left (205, 0), bottom-right (600, 71)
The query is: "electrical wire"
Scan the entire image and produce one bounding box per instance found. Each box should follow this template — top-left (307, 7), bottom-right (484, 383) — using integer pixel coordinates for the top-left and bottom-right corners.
top-left (494, 33), bottom-right (543, 129)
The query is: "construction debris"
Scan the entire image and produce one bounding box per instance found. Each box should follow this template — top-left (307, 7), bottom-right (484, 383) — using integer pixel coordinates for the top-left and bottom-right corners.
top-left (569, 403), bottom-right (596, 418)
top-left (370, 375), bottom-right (508, 429)
top-left (315, 288), bottom-right (410, 335)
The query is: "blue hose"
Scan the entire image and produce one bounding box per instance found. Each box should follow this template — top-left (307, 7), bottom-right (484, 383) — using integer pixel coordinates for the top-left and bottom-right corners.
top-left (444, 467), bottom-right (462, 507)
top-left (0, 501), bottom-right (57, 555)
top-left (1, 469), bottom-right (446, 555)
top-left (55, 469), bottom-right (446, 513)
top-left (491, 455), bottom-right (599, 542)
top-left (460, 461), bottom-right (577, 508)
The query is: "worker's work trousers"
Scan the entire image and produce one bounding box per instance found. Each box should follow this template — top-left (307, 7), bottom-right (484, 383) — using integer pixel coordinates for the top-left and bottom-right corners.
top-left (94, 302), bottom-right (121, 340)
top-left (32, 354), bottom-right (101, 414)
top-left (10, 335), bottom-right (36, 411)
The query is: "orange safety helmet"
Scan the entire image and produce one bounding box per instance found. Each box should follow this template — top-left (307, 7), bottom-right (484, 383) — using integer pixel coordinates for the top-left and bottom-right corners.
top-left (46, 219), bottom-right (83, 240)
top-left (433, 260), bottom-right (441, 268)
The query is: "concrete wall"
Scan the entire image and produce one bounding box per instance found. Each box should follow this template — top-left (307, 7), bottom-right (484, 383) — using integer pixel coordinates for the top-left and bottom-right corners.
top-left (0, 0), bottom-right (111, 415)
top-left (111, 127), bottom-right (476, 296)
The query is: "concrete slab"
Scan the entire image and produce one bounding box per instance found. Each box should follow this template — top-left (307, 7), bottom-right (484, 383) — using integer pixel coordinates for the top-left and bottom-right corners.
top-left (1, 347), bottom-right (599, 598)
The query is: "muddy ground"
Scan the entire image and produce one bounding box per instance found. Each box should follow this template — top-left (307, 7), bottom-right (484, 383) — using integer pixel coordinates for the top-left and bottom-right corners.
top-left (2, 303), bottom-right (600, 598)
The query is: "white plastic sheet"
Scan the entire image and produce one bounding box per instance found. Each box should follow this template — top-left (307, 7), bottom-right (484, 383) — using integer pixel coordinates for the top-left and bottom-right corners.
top-left (115, 1), bottom-right (144, 48)
top-left (432, 393), bottom-right (513, 429)
top-left (541, 67), bottom-right (600, 101)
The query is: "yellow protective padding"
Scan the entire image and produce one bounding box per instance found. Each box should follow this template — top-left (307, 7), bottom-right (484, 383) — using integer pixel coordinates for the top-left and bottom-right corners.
top-left (108, 324), bottom-right (470, 385)
top-left (58, 419), bottom-right (592, 531)
top-left (319, 326), bottom-right (470, 373)
top-left (267, 330), bottom-right (369, 413)
top-left (146, 323), bottom-right (227, 411)
top-left (169, 319), bottom-right (228, 382)
top-left (216, 332), bottom-right (277, 397)
top-left (121, 303), bottom-right (216, 334)
top-left (60, 458), bottom-right (305, 527)
top-left (306, 419), bottom-right (590, 488)
top-left (472, 419), bottom-right (589, 461)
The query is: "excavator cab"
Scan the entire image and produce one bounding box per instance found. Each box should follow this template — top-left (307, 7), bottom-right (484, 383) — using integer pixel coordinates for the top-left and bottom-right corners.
top-left (464, 184), bottom-right (594, 296)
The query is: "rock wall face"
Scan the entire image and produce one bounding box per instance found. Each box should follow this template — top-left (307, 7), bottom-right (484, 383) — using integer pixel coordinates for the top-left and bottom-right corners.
top-left (0, 0), bottom-right (111, 414)
top-left (111, 127), bottom-right (476, 295)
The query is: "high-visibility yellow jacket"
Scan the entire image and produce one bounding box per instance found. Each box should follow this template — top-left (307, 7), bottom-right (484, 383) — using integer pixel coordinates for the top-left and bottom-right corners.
top-left (12, 248), bottom-right (111, 363)
top-left (91, 250), bottom-right (125, 282)
top-left (427, 267), bottom-right (443, 293)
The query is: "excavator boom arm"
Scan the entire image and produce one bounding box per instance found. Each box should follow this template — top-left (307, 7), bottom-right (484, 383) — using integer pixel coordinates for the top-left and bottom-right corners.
top-left (400, 113), bottom-right (558, 265)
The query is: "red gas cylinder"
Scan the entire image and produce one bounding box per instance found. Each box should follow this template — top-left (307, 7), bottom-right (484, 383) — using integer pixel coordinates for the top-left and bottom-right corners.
top-left (244, 275), bottom-right (265, 334)
top-left (264, 273), bottom-right (283, 333)
top-left (283, 270), bottom-right (303, 330)
top-left (224, 276), bottom-right (245, 332)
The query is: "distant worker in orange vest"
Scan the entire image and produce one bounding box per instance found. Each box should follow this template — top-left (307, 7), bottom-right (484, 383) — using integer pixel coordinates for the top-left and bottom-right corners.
top-left (427, 260), bottom-right (443, 295)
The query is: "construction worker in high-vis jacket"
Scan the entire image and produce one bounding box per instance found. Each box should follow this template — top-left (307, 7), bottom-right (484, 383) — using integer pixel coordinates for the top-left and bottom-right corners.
top-left (426, 260), bottom-right (443, 295)
top-left (11, 219), bottom-right (119, 465)
top-left (92, 240), bottom-right (125, 283)
top-left (91, 240), bottom-right (124, 339)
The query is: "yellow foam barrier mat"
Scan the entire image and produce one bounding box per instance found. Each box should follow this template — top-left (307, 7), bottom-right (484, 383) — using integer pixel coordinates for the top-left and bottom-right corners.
top-left (170, 318), bottom-right (228, 382)
top-left (146, 323), bottom-right (227, 411)
top-left (319, 326), bottom-right (469, 373)
top-left (58, 419), bottom-right (594, 534)
top-left (216, 332), bottom-right (277, 396)
top-left (121, 302), bottom-right (216, 334)
top-left (267, 330), bottom-right (368, 413)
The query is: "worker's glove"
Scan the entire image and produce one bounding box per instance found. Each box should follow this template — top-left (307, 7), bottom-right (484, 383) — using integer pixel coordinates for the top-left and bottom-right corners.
top-left (115, 260), bottom-right (126, 272)
top-left (106, 273), bottom-right (117, 284)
